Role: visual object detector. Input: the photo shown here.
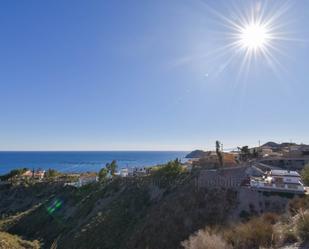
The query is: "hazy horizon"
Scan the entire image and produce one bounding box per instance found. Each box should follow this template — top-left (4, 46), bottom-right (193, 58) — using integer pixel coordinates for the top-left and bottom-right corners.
top-left (0, 139), bottom-right (306, 152)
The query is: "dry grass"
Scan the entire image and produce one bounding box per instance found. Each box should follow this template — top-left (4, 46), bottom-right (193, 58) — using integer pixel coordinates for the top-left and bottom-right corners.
top-left (0, 232), bottom-right (40, 249)
top-left (297, 213), bottom-right (309, 242)
top-left (289, 197), bottom-right (309, 215)
top-left (281, 228), bottom-right (298, 244)
top-left (224, 214), bottom-right (279, 249)
top-left (181, 228), bottom-right (231, 249)
top-left (181, 213), bottom-right (283, 249)
top-left (224, 211), bottom-right (309, 248)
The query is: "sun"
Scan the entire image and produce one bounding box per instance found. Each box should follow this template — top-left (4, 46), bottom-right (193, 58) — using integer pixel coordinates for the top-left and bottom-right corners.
top-left (180, 1), bottom-right (294, 77)
top-left (239, 22), bottom-right (270, 50)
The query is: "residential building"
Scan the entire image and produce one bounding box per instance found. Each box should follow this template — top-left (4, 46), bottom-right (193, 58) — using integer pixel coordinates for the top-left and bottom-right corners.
top-left (195, 151), bottom-right (238, 168)
top-left (22, 169), bottom-right (45, 180)
top-left (260, 157), bottom-right (309, 170)
top-left (64, 174), bottom-right (96, 187)
top-left (77, 174), bottom-right (98, 187)
top-left (120, 168), bottom-right (129, 177)
top-left (114, 168), bottom-right (129, 177)
top-left (250, 169), bottom-right (305, 194)
top-left (283, 145), bottom-right (309, 158)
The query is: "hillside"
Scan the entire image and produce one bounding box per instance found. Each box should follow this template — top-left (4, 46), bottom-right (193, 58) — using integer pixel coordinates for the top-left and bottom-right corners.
top-left (262, 141), bottom-right (281, 148)
top-left (0, 169), bottom-right (238, 249)
top-left (0, 165), bottom-right (305, 249)
top-left (185, 150), bottom-right (209, 158)
top-left (262, 141), bottom-right (299, 149)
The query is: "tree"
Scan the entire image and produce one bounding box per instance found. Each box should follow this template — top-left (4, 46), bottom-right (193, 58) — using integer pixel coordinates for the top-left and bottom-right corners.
top-left (301, 164), bottom-right (309, 186)
top-left (0, 168), bottom-right (28, 181)
top-left (239, 146), bottom-right (251, 161)
top-left (216, 140), bottom-right (223, 167)
top-left (105, 160), bottom-right (118, 176)
top-left (174, 158), bottom-right (181, 165)
top-left (98, 168), bottom-right (108, 181)
top-left (154, 158), bottom-right (183, 179)
top-left (46, 169), bottom-right (59, 178)
top-left (252, 148), bottom-right (259, 158)
top-left (110, 160), bottom-right (118, 175)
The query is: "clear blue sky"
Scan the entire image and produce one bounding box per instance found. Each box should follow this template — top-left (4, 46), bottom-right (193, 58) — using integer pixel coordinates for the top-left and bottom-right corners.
top-left (1, 0), bottom-right (308, 151)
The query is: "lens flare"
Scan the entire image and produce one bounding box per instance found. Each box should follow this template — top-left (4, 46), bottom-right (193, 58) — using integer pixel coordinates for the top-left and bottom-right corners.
top-left (239, 22), bottom-right (270, 50)
top-left (170, 1), bottom-right (300, 80)
top-left (197, 1), bottom-right (297, 78)
top-left (47, 199), bottom-right (63, 215)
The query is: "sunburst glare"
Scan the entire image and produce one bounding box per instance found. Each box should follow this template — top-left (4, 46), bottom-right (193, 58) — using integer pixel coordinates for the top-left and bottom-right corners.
top-left (203, 0), bottom-right (296, 77)
top-left (239, 22), bottom-right (270, 51)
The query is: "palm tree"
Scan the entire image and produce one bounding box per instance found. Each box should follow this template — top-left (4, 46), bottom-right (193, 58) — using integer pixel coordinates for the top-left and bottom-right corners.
top-left (216, 140), bottom-right (223, 167)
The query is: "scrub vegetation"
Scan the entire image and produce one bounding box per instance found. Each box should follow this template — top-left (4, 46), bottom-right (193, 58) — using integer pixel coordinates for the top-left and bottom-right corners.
top-left (1, 161), bottom-right (309, 249)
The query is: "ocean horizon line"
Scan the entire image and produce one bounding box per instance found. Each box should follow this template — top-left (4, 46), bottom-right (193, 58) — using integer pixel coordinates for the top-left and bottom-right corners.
top-left (0, 151), bottom-right (190, 175)
top-left (0, 150), bottom-right (191, 153)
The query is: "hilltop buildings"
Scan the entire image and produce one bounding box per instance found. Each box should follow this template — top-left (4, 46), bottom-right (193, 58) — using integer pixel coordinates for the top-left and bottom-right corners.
top-left (22, 169), bottom-right (45, 180)
top-left (188, 151), bottom-right (239, 169)
top-left (258, 143), bottom-right (309, 170)
top-left (250, 169), bottom-right (305, 194)
top-left (64, 173), bottom-right (98, 188)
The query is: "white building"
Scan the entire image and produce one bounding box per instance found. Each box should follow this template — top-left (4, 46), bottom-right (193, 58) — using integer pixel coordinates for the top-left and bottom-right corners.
top-left (114, 168), bottom-right (129, 177)
top-left (78, 175), bottom-right (98, 187)
top-left (120, 168), bottom-right (129, 177)
top-left (132, 167), bottom-right (148, 176)
top-left (65, 174), bottom-right (98, 188)
top-left (250, 170), bottom-right (305, 194)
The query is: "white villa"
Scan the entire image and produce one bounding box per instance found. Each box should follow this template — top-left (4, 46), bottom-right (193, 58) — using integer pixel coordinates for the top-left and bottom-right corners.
top-left (120, 168), bottom-right (129, 177)
top-left (64, 174), bottom-right (98, 188)
top-left (250, 169), bottom-right (305, 194)
top-left (114, 168), bottom-right (129, 177)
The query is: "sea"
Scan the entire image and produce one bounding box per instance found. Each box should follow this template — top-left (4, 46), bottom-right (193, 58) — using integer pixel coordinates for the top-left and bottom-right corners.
top-left (0, 151), bottom-right (189, 175)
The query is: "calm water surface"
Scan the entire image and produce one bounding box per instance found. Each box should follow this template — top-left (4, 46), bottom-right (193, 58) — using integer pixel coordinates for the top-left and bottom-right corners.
top-left (0, 151), bottom-right (188, 174)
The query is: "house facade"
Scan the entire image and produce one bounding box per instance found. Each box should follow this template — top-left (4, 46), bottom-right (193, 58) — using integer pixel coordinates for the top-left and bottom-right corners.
top-left (250, 169), bottom-right (305, 194)
top-left (259, 157), bottom-right (309, 170)
top-left (22, 169), bottom-right (45, 180)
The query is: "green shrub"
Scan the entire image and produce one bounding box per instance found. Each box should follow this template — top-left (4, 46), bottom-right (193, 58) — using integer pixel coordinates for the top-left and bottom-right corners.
top-left (152, 159), bottom-right (184, 187)
top-left (98, 168), bottom-right (108, 181)
top-left (0, 168), bottom-right (28, 181)
top-left (45, 169), bottom-right (60, 178)
top-left (156, 159), bottom-right (183, 175)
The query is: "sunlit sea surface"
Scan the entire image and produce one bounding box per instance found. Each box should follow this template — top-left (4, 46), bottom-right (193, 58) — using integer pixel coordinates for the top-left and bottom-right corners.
top-left (0, 151), bottom-right (189, 174)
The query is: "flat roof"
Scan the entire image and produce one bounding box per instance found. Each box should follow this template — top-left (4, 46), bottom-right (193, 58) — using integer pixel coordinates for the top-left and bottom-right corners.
top-left (270, 170), bottom-right (300, 177)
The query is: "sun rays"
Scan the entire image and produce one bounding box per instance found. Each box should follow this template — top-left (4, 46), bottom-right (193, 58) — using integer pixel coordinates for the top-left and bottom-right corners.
top-left (212, 0), bottom-right (294, 77)
top-left (168, 0), bottom-right (302, 83)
